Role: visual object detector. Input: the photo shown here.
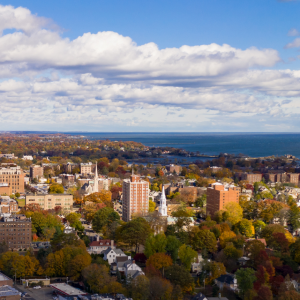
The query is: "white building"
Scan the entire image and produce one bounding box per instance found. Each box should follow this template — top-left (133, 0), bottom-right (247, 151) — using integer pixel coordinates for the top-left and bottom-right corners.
top-left (103, 247), bottom-right (129, 265)
top-left (158, 186), bottom-right (168, 217)
top-left (23, 155), bottom-right (33, 160)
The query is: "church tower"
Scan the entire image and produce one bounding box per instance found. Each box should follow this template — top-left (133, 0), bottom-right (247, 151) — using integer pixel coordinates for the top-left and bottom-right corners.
top-left (93, 164), bottom-right (99, 193)
top-left (158, 185), bottom-right (168, 217)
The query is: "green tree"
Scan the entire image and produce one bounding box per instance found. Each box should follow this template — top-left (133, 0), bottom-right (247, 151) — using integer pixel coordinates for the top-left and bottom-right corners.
top-left (236, 268), bottom-right (256, 298)
top-left (166, 235), bottom-right (182, 261)
top-left (178, 244), bottom-right (197, 270)
top-left (165, 264), bottom-right (194, 291)
top-left (189, 227), bottom-right (217, 253)
top-left (144, 233), bottom-right (167, 258)
top-left (92, 207), bottom-right (120, 233)
top-left (66, 212), bottom-right (84, 231)
top-left (117, 217), bottom-right (152, 253)
top-left (237, 219), bottom-right (254, 238)
top-left (48, 183), bottom-right (64, 194)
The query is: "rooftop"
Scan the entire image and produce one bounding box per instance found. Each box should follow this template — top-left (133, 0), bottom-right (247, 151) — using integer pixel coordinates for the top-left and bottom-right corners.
top-left (50, 283), bottom-right (87, 296)
top-left (0, 272), bottom-right (12, 282)
top-left (0, 285), bottom-right (20, 296)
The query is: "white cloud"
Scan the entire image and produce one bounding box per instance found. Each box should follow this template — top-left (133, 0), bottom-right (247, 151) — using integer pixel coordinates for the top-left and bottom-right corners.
top-left (288, 28), bottom-right (300, 36)
top-left (0, 5), bottom-right (300, 130)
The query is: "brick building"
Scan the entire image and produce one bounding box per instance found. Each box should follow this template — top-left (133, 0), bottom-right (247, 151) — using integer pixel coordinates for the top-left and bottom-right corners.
top-left (80, 162), bottom-right (96, 176)
top-left (0, 215), bottom-right (32, 250)
top-left (63, 163), bottom-right (79, 174)
top-left (122, 174), bottom-right (149, 222)
top-left (29, 165), bottom-right (44, 179)
top-left (0, 166), bottom-right (24, 194)
top-left (25, 194), bottom-right (73, 212)
top-left (0, 183), bottom-right (12, 196)
top-left (166, 164), bottom-right (182, 175)
top-left (206, 183), bottom-right (239, 217)
top-left (0, 272), bottom-right (13, 287)
top-left (0, 197), bottom-right (18, 213)
top-left (240, 173), bottom-right (263, 184)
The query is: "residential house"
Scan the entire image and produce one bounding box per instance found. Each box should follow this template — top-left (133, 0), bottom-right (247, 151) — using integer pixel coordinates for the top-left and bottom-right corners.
top-left (88, 238), bottom-right (114, 254)
top-left (111, 258), bottom-right (144, 279)
top-left (215, 274), bottom-right (237, 291)
top-left (103, 247), bottom-right (128, 265)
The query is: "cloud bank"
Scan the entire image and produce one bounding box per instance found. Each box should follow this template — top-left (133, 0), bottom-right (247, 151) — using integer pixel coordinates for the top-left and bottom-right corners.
top-left (0, 4), bottom-right (300, 131)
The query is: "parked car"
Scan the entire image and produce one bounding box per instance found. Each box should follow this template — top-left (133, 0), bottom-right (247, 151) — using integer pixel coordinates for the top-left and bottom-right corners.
top-left (33, 286), bottom-right (41, 289)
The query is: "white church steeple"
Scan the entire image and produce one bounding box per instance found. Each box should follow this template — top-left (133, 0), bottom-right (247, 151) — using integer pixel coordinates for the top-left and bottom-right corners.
top-left (158, 185), bottom-right (168, 217)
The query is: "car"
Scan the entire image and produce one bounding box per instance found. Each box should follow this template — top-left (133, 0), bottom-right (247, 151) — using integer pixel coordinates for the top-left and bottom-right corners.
top-left (33, 286), bottom-right (41, 289)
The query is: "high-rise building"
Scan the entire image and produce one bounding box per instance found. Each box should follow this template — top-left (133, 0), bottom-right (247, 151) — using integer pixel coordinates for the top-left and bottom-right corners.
top-left (30, 165), bottom-right (44, 179)
top-left (0, 166), bottom-right (24, 194)
top-left (122, 174), bottom-right (149, 222)
top-left (206, 183), bottom-right (239, 217)
top-left (0, 215), bottom-right (32, 250)
top-left (158, 186), bottom-right (168, 217)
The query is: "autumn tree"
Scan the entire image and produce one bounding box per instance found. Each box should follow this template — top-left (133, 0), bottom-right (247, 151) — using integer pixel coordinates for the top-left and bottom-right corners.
top-left (219, 231), bottom-right (236, 248)
top-left (149, 200), bottom-right (156, 212)
top-left (48, 183), bottom-right (64, 194)
top-left (223, 202), bottom-right (243, 225)
top-left (189, 227), bottom-right (217, 253)
top-left (237, 219), bottom-right (254, 238)
top-left (146, 253), bottom-right (173, 276)
top-left (82, 264), bottom-right (113, 293)
top-left (205, 261), bottom-right (226, 284)
top-left (83, 190), bottom-right (112, 207)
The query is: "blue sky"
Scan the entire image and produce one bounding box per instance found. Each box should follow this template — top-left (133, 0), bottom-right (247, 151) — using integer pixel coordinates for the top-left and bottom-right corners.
top-left (0, 0), bottom-right (300, 131)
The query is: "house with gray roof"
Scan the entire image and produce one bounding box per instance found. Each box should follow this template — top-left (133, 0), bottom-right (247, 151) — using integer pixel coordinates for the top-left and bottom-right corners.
top-left (103, 247), bottom-right (129, 265)
top-left (110, 257), bottom-right (144, 279)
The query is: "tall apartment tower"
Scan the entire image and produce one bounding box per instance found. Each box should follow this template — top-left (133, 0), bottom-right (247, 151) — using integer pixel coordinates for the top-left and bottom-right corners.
top-left (122, 174), bottom-right (149, 222)
top-left (206, 183), bottom-right (239, 217)
top-left (0, 166), bottom-right (24, 194)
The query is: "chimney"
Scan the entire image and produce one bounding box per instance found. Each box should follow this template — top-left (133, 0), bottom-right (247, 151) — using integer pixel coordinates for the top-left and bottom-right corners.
top-left (111, 240), bottom-right (114, 248)
top-left (96, 235), bottom-right (99, 242)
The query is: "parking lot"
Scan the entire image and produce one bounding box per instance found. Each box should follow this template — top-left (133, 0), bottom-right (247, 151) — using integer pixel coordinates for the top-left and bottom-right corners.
top-left (15, 285), bottom-right (54, 300)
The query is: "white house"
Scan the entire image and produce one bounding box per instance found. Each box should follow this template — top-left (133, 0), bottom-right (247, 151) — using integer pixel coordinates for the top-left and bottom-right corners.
top-left (103, 247), bottom-right (128, 265)
top-left (88, 238), bottom-right (114, 254)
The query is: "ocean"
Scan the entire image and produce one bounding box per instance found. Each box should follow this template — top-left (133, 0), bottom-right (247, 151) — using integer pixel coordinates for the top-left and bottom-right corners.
top-left (66, 132), bottom-right (300, 159)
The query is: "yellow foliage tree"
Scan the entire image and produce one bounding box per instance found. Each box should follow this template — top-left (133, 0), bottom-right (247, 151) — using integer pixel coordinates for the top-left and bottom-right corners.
top-left (219, 231), bottom-right (236, 248)
top-left (224, 202), bottom-right (243, 225)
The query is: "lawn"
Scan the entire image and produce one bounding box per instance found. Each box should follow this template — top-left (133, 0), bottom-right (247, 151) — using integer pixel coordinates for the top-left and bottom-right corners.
top-left (17, 199), bottom-right (26, 207)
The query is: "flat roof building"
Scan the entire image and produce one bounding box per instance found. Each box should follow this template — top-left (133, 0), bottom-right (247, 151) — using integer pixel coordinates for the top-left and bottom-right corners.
top-left (0, 166), bottom-right (24, 194)
top-left (25, 194), bottom-right (73, 212)
top-left (0, 215), bottom-right (32, 250)
top-left (206, 183), bottom-right (239, 217)
top-left (122, 174), bottom-right (149, 222)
